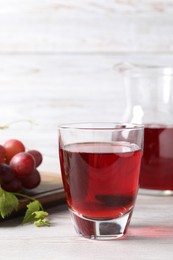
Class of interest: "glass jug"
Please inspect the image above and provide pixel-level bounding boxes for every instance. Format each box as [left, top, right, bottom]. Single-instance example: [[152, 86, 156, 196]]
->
[[117, 63, 173, 195]]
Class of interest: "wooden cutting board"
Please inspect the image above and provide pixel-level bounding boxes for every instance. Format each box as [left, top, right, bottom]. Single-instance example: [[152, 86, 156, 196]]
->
[[2, 172, 66, 219]]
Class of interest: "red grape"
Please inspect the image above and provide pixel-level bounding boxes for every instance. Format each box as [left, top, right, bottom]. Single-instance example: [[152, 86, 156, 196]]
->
[[1, 178, 22, 192], [0, 138, 43, 192], [27, 150, 43, 167], [4, 139, 25, 163], [10, 152, 36, 177], [0, 145, 6, 163], [20, 169, 41, 189], [0, 163, 15, 184]]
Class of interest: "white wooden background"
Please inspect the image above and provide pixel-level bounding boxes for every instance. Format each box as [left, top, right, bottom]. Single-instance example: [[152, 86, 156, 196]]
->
[[1, 2, 173, 260], [1, 0, 173, 173]]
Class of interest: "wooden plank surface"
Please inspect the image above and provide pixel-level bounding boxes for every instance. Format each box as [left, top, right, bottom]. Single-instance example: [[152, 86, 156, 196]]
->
[[0, 194, 173, 260], [0, 0, 173, 53], [0, 53, 173, 173]]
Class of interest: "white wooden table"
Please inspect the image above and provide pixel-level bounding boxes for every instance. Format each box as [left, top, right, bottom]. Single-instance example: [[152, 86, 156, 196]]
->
[[0, 193, 173, 260]]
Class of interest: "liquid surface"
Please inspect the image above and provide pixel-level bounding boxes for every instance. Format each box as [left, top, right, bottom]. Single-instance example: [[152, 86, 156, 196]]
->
[[60, 142, 142, 219]]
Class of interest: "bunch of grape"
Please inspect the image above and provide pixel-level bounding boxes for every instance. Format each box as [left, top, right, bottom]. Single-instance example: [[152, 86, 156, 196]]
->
[[0, 139, 43, 192]]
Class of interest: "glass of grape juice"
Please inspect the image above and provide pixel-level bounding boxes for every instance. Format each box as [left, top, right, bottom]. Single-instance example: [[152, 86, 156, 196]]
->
[[58, 123, 144, 240]]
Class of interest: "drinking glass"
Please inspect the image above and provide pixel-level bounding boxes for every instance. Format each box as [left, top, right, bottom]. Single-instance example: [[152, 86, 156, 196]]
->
[[58, 123, 144, 240]]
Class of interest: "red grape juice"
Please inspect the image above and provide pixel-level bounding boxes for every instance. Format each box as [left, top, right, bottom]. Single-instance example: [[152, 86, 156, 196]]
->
[[59, 142, 142, 220], [140, 126, 173, 190]]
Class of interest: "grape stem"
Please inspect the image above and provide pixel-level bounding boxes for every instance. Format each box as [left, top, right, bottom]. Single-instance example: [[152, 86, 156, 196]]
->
[[0, 119, 35, 130], [12, 192, 44, 211]]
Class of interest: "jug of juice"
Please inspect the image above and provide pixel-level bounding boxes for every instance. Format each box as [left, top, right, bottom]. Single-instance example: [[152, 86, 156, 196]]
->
[[117, 63, 173, 195]]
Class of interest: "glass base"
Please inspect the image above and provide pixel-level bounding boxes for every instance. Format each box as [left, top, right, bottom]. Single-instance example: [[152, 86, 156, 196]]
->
[[69, 209, 133, 240], [139, 188, 173, 196]]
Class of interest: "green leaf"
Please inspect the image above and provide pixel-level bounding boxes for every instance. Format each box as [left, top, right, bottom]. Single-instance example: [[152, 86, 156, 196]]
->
[[32, 211, 48, 220], [32, 211, 50, 227], [22, 200, 42, 224], [0, 188, 50, 227], [0, 188, 19, 219], [34, 218, 50, 227]]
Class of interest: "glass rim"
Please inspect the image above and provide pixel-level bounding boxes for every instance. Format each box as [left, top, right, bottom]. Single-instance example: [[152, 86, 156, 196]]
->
[[58, 122, 144, 131], [116, 63, 173, 77]]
